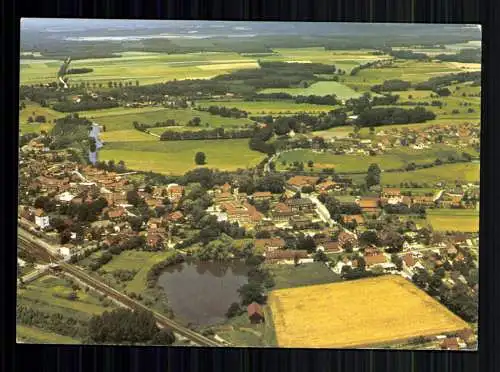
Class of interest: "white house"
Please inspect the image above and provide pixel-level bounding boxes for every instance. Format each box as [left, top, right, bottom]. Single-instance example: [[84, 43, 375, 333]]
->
[[56, 191, 76, 203], [34, 209, 50, 229], [332, 260, 352, 275]]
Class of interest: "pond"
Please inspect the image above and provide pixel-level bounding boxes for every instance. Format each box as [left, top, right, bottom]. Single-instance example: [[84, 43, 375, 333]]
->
[[157, 259, 249, 326]]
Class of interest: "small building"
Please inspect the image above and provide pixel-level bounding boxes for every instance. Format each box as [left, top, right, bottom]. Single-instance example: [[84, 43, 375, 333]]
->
[[286, 175, 319, 190], [34, 209, 50, 229], [252, 191, 273, 201], [247, 302, 265, 324], [254, 238, 286, 252]]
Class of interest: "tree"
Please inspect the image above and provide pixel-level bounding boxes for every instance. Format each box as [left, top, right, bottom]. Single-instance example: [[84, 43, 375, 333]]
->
[[238, 282, 265, 305], [307, 160, 314, 168], [153, 329, 176, 345], [359, 230, 379, 246], [195, 152, 206, 165], [365, 163, 381, 188], [226, 302, 243, 318], [126, 190, 141, 207]]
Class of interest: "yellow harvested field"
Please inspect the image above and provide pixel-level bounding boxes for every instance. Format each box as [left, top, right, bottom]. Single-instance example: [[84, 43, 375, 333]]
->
[[268, 275, 470, 348]]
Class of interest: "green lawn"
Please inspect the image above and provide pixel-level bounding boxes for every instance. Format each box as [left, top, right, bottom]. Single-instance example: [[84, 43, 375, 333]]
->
[[19, 101, 64, 134], [426, 209, 479, 232], [17, 274, 116, 322], [381, 162, 480, 186], [197, 100, 332, 114], [276, 145, 472, 173], [267, 262, 341, 290], [100, 129, 158, 142], [99, 138, 265, 175], [17, 325, 80, 344], [100, 250, 177, 294], [84, 107, 253, 132], [260, 81, 362, 100]]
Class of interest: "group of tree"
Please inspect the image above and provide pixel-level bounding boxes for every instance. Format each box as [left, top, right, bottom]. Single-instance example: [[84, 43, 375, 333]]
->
[[202, 105, 248, 118], [365, 163, 382, 188], [388, 49, 429, 61], [133, 119, 179, 131], [371, 79, 412, 93], [160, 128, 256, 141], [52, 98, 119, 113], [434, 48, 481, 63], [88, 308, 175, 345], [413, 71, 481, 91], [350, 59, 389, 76], [17, 304, 87, 339], [66, 68, 94, 75], [355, 106, 436, 126]]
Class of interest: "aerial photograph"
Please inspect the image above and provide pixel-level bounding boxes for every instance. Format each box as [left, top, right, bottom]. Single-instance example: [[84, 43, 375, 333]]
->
[[17, 19, 480, 350]]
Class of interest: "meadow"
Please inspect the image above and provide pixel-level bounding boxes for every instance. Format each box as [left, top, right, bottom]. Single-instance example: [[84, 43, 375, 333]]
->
[[17, 275, 115, 322], [99, 138, 265, 175], [19, 51, 261, 85], [381, 162, 480, 186], [426, 209, 479, 232], [17, 324, 80, 344], [268, 275, 470, 348], [276, 145, 472, 173], [86, 107, 253, 132], [99, 250, 177, 294], [267, 262, 340, 290], [197, 100, 332, 114], [260, 81, 362, 100]]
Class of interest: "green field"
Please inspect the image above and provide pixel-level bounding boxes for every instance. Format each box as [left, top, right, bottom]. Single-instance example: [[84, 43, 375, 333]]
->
[[100, 129, 158, 142], [276, 145, 473, 173], [19, 101, 64, 134], [267, 262, 341, 290], [20, 51, 261, 85], [17, 275, 116, 322], [100, 250, 176, 293], [426, 209, 479, 232], [99, 138, 264, 175], [260, 81, 362, 100], [17, 324, 80, 344], [381, 162, 480, 186], [197, 100, 332, 114], [84, 107, 252, 132]]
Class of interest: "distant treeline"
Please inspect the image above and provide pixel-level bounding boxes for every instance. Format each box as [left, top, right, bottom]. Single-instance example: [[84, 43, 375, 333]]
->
[[201, 105, 248, 118], [350, 60, 391, 76], [160, 128, 256, 141], [371, 79, 412, 93], [66, 68, 94, 75], [355, 107, 436, 126], [245, 93, 340, 106], [413, 71, 481, 90], [434, 48, 481, 63], [52, 99, 119, 113]]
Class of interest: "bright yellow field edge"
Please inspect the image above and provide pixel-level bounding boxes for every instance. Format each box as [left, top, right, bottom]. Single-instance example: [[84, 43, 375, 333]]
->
[[268, 275, 471, 349]]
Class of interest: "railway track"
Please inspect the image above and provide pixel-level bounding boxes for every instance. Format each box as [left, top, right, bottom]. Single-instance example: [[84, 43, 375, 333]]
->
[[17, 226, 222, 347]]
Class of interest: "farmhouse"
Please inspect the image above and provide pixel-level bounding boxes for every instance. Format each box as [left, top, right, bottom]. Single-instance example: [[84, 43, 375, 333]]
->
[[364, 252, 388, 268], [254, 238, 286, 252], [357, 197, 381, 215], [167, 185, 185, 201], [284, 198, 316, 213], [247, 302, 265, 324], [264, 249, 308, 264], [286, 175, 319, 190], [382, 188, 401, 198], [270, 202, 294, 221], [342, 214, 365, 226], [338, 231, 357, 248], [251, 191, 273, 201]]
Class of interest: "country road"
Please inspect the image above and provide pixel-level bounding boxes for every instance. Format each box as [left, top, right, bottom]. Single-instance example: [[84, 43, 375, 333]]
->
[[17, 225, 223, 347]]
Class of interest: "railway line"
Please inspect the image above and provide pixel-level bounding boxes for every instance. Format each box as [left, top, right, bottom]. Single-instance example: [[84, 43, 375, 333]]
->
[[17, 226, 222, 347]]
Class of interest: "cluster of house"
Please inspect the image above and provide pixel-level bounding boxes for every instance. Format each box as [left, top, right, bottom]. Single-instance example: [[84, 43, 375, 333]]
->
[[18, 148, 188, 258], [303, 121, 479, 157]]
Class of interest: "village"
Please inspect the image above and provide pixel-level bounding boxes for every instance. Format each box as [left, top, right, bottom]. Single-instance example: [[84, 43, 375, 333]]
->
[[17, 131, 479, 350]]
